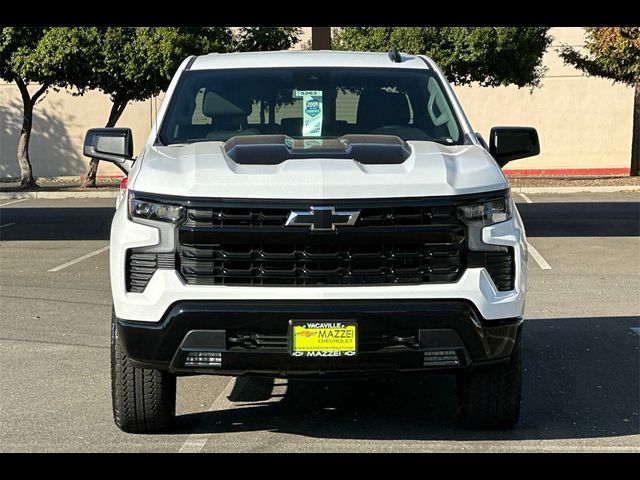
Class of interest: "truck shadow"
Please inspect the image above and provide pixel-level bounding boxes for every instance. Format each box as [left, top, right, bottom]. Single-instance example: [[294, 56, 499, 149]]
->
[[175, 315, 640, 441]]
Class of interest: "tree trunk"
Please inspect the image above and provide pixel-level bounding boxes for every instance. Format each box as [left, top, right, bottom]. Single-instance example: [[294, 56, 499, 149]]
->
[[14, 79, 48, 189], [631, 82, 640, 177], [82, 100, 129, 188], [311, 27, 331, 50]]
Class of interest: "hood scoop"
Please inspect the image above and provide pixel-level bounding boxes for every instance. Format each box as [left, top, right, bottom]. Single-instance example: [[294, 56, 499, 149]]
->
[[223, 134, 411, 165]]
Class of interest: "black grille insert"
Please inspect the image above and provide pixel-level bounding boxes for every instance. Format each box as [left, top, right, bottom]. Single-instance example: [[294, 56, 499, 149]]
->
[[483, 249, 515, 291], [184, 204, 459, 228], [177, 239, 465, 286], [178, 201, 467, 287], [126, 251, 175, 293], [469, 248, 515, 292], [227, 331, 419, 352]]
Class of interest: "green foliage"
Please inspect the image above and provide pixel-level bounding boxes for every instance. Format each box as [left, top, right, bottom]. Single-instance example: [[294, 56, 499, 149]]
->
[[83, 27, 234, 104], [0, 27, 44, 82], [559, 27, 640, 86], [236, 27, 302, 52], [0, 27, 93, 90], [333, 27, 552, 88]]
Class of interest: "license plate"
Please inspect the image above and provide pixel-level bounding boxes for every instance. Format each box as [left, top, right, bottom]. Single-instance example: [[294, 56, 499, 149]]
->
[[290, 321, 357, 357]]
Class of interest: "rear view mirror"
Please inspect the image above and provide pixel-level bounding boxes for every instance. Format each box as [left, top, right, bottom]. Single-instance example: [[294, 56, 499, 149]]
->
[[489, 127, 540, 167], [83, 128, 134, 164]]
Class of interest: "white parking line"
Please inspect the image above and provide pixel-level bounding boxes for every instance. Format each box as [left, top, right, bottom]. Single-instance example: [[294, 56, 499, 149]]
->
[[47, 245, 110, 272], [0, 223, 16, 229], [519, 193, 533, 204], [527, 241, 552, 270], [0, 199, 28, 207], [179, 378, 235, 453]]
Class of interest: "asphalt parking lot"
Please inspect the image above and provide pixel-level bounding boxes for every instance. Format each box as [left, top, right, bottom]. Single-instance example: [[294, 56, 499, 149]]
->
[[0, 192, 638, 452]]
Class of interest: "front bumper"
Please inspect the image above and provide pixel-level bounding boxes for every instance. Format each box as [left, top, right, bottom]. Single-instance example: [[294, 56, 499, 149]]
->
[[117, 300, 522, 377]]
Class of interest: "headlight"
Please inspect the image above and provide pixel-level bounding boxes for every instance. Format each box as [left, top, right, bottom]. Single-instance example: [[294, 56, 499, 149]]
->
[[128, 191, 185, 223], [457, 190, 512, 226]]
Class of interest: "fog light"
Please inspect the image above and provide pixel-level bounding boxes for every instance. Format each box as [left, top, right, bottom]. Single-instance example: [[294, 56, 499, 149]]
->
[[185, 351, 222, 367], [423, 350, 460, 367]]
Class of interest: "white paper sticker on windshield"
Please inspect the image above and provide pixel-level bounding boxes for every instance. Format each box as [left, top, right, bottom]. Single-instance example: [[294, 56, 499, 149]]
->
[[294, 90, 323, 137]]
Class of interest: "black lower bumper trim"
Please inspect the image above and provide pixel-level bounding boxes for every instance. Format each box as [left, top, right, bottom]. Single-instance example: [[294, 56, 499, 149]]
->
[[117, 300, 521, 376]]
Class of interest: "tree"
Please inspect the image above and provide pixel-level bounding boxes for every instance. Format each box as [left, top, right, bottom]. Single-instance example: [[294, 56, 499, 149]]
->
[[81, 27, 234, 187], [235, 27, 302, 52], [333, 27, 552, 88], [0, 27, 95, 188], [560, 27, 640, 176]]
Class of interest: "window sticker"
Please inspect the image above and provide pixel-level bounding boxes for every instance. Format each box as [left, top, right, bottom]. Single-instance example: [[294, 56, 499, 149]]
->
[[294, 90, 323, 137]]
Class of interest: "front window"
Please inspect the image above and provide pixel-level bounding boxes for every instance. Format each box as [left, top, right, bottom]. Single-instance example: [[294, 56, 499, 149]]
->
[[159, 67, 462, 146]]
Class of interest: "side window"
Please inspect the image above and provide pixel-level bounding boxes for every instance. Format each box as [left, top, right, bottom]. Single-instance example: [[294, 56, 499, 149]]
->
[[427, 77, 459, 142], [191, 88, 211, 125]]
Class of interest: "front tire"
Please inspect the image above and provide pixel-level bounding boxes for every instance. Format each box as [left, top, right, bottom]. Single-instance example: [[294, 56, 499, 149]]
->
[[111, 310, 176, 433], [457, 335, 522, 430]]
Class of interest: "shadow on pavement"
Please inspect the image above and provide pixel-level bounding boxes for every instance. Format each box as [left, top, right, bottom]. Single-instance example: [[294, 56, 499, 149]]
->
[[0, 207, 115, 241], [517, 202, 639, 237], [176, 315, 640, 441], [0, 199, 638, 241]]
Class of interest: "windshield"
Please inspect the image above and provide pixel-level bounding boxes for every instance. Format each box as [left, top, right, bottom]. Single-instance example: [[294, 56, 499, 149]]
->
[[159, 67, 463, 146]]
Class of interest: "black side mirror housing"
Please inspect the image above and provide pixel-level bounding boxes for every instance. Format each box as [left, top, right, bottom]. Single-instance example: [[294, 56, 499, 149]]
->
[[489, 126, 540, 168], [83, 128, 134, 164]]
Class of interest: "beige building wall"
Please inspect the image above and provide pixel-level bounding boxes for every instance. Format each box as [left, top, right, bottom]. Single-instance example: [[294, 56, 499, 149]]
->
[[454, 27, 634, 173], [0, 27, 634, 180], [0, 84, 155, 178]]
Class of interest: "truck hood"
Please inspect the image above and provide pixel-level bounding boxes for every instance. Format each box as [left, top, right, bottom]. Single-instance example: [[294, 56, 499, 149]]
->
[[131, 140, 507, 199]]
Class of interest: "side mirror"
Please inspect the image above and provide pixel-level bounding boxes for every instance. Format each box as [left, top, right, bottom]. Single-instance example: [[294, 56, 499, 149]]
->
[[83, 128, 134, 164], [489, 126, 540, 168]]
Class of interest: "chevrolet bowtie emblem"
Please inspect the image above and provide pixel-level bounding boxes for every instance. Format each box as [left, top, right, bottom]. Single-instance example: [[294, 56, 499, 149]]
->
[[285, 206, 360, 231]]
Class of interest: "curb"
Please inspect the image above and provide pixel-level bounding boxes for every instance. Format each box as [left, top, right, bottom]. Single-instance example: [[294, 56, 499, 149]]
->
[[0, 191, 118, 200], [513, 186, 640, 194]]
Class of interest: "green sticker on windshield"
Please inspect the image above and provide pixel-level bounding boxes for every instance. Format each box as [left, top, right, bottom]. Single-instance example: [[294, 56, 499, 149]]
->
[[294, 90, 323, 137]]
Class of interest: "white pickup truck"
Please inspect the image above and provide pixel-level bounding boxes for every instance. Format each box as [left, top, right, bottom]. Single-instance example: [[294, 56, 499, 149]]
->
[[84, 50, 538, 433]]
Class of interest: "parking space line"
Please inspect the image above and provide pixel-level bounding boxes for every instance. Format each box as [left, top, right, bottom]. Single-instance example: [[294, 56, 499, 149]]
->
[[527, 241, 552, 270], [179, 378, 235, 453], [0, 199, 28, 207], [0, 223, 16, 229], [519, 193, 533, 204], [48, 245, 110, 272]]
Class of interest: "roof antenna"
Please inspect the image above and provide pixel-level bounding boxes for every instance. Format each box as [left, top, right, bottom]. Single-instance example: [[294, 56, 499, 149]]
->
[[388, 48, 402, 63]]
